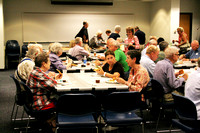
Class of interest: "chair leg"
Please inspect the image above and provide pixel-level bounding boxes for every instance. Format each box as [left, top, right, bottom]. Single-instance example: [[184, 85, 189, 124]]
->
[[141, 122, 145, 133], [156, 107, 162, 131], [11, 101, 16, 122], [26, 115, 31, 133]]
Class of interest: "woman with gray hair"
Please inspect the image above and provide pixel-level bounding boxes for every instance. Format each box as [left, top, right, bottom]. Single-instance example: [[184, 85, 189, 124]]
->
[[48, 42, 72, 72], [108, 25, 121, 40], [89, 30, 105, 48], [15, 44, 43, 83]]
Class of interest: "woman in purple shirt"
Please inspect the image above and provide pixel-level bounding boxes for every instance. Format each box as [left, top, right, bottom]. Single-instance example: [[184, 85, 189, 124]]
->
[[48, 43, 72, 72]]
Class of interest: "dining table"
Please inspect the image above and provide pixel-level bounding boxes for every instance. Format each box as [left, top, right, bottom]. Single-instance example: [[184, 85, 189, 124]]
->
[[55, 72, 128, 92]]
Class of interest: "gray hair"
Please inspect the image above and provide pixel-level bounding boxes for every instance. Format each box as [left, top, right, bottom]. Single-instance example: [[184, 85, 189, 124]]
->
[[177, 27, 184, 32], [50, 42, 63, 54], [26, 44, 42, 59], [165, 46, 179, 58], [75, 37, 82, 44], [146, 45, 159, 54], [96, 30, 102, 36], [115, 25, 121, 32], [149, 39, 157, 46], [110, 40, 120, 48]]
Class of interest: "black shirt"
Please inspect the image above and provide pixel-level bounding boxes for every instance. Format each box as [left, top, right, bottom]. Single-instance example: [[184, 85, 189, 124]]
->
[[103, 61, 125, 79], [135, 30, 146, 44], [108, 33, 120, 40], [75, 26, 89, 44]]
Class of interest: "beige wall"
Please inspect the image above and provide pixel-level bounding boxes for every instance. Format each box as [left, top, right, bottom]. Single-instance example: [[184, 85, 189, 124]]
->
[[3, 0, 151, 46], [150, 0, 171, 42], [180, 0, 200, 42], [0, 0, 4, 69]]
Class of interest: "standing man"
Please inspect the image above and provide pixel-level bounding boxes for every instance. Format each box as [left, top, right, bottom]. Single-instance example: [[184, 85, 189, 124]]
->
[[108, 25, 121, 40], [75, 21, 89, 44], [134, 26, 146, 49]]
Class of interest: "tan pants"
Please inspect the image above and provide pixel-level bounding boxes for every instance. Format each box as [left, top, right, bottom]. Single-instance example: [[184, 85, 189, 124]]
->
[[163, 90, 183, 102]]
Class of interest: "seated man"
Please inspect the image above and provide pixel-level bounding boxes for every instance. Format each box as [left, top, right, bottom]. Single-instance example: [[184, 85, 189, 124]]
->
[[70, 37, 90, 61], [109, 40, 129, 72], [179, 40, 200, 62], [185, 57, 200, 120], [155, 41, 169, 63], [153, 46, 188, 102], [140, 45, 159, 78], [141, 39, 158, 56]]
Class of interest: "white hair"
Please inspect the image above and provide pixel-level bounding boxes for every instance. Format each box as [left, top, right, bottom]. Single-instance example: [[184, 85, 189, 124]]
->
[[26, 44, 43, 59], [110, 40, 120, 48], [75, 37, 82, 44], [149, 39, 157, 46], [165, 46, 179, 58], [115, 25, 121, 32], [96, 30, 102, 36], [50, 42, 63, 54]]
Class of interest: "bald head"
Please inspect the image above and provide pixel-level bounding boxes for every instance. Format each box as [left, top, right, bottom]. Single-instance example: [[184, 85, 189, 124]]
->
[[149, 39, 157, 46], [191, 40, 199, 51]]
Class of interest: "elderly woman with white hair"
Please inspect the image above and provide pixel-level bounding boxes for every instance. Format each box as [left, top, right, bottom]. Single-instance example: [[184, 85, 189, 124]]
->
[[108, 25, 121, 40], [153, 46, 188, 102], [48, 42, 72, 72], [15, 44, 43, 83], [89, 30, 105, 48]]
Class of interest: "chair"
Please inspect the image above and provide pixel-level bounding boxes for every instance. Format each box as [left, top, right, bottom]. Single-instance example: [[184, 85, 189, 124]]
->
[[19, 81, 56, 133], [5, 40, 20, 69], [56, 93, 99, 133], [171, 93, 200, 133], [10, 75, 26, 127], [66, 53, 78, 60], [101, 91, 144, 133], [142, 79, 174, 132]]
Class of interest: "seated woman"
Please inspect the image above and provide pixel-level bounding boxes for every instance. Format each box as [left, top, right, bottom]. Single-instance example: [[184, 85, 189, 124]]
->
[[96, 50, 125, 79], [15, 44, 43, 83], [48, 42, 72, 72], [89, 30, 105, 49], [27, 52, 62, 132], [116, 50, 150, 92]]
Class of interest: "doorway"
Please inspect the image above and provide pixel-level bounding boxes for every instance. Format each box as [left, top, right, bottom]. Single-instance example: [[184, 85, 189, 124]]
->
[[179, 13, 192, 43]]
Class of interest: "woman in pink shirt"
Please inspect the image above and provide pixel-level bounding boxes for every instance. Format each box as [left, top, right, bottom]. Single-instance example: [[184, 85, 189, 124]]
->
[[124, 26, 140, 53]]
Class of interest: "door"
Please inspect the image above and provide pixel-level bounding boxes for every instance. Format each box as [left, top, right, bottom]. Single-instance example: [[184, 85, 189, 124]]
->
[[179, 13, 192, 43]]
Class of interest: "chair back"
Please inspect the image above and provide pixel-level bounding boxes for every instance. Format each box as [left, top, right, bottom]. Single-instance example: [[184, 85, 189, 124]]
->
[[10, 74, 25, 105], [103, 91, 141, 112], [18, 81, 33, 109], [57, 93, 97, 115], [172, 93, 197, 121], [143, 79, 164, 102], [66, 54, 78, 61], [6, 40, 20, 55]]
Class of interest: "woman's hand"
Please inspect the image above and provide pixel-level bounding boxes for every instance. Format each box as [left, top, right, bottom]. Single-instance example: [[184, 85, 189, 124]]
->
[[96, 67, 104, 75], [48, 72, 56, 79], [116, 77, 126, 84], [55, 73, 63, 80]]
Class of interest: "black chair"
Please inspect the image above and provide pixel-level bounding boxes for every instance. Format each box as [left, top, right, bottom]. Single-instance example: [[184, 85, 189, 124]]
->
[[5, 40, 20, 69], [56, 93, 99, 133], [142, 79, 174, 131], [101, 91, 144, 133], [10, 74, 26, 127], [66, 53, 78, 60], [21, 44, 28, 58], [171, 93, 200, 133], [19, 81, 56, 133]]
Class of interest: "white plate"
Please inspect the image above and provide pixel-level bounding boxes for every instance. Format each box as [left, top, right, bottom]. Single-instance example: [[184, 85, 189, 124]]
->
[[105, 79, 118, 84]]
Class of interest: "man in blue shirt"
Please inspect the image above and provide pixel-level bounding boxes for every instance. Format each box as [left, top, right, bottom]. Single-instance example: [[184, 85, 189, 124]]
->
[[179, 40, 200, 62]]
